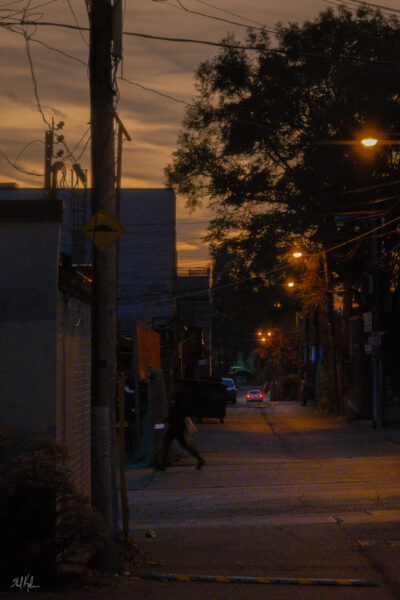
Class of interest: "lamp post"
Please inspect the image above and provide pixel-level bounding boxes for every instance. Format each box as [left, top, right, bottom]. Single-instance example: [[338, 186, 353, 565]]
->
[[359, 137, 384, 428], [291, 248, 340, 412]]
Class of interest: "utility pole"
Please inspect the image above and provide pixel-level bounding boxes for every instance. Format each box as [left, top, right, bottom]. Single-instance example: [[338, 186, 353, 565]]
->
[[371, 219, 383, 428], [322, 251, 340, 413], [44, 128, 53, 194], [89, 0, 119, 571]]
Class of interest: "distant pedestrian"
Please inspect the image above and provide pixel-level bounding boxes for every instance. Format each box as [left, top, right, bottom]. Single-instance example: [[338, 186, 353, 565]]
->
[[160, 380, 205, 470], [300, 379, 314, 406]]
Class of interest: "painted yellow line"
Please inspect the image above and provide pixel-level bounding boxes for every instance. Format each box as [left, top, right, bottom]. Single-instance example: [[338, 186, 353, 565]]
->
[[137, 573, 378, 586]]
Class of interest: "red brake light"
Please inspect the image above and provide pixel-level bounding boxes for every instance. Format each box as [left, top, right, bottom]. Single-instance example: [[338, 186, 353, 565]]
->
[[246, 393, 251, 399], [258, 393, 263, 399]]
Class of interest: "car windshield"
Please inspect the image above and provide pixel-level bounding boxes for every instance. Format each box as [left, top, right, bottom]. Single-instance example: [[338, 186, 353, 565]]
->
[[222, 379, 234, 388]]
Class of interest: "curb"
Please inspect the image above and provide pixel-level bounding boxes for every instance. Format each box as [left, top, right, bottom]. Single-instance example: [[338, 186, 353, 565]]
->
[[135, 573, 378, 586]]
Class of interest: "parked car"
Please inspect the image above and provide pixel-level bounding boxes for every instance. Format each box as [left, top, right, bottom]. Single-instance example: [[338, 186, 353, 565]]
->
[[246, 389, 264, 402], [221, 378, 237, 404]]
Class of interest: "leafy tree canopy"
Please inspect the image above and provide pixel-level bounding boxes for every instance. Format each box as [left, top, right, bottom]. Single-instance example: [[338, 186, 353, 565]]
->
[[166, 6, 400, 367], [166, 6, 400, 279]]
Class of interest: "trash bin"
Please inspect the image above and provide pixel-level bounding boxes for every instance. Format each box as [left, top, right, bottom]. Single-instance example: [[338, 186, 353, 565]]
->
[[184, 378, 226, 423]]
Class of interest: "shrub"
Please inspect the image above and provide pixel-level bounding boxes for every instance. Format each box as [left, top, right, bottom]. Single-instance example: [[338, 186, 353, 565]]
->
[[0, 436, 106, 587]]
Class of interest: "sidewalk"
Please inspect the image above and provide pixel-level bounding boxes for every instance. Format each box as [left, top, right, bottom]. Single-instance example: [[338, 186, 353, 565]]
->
[[4, 406, 400, 599]]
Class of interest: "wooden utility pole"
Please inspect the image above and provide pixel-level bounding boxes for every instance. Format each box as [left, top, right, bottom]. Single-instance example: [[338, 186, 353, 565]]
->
[[89, 0, 119, 571]]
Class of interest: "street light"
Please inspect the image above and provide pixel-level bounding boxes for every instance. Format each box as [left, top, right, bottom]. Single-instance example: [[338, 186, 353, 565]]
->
[[361, 137, 378, 147], [358, 137, 383, 428], [287, 281, 295, 288]]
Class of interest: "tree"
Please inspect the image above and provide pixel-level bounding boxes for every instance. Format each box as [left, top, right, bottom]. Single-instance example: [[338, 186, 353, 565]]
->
[[166, 6, 400, 405]]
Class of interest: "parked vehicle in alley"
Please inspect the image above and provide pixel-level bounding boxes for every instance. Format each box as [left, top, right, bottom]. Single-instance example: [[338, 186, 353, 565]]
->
[[184, 378, 226, 423], [246, 389, 264, 402], [221, 378, 237, 404]]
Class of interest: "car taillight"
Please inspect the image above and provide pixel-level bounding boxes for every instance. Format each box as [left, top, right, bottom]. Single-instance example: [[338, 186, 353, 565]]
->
[[246, 393, 251, 399], [258, 393, 263, 399]]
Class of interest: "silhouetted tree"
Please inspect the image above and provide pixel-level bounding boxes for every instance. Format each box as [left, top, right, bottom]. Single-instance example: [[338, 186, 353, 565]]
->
[[167, 6, 400, 401]]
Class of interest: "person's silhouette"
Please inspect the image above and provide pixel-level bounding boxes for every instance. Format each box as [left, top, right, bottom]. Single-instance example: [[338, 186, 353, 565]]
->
[[160, 381, 205, 470]]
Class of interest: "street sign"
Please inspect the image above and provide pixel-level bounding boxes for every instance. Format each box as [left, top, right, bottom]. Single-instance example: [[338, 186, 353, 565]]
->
[[82, 210, 125, 249]]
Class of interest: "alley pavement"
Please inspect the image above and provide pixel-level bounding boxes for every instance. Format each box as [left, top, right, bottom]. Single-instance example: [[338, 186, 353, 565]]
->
[[5, 400, 400, 599]]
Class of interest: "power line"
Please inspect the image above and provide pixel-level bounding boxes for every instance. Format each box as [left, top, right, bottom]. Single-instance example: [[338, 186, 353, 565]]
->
[[166, 0, 273, 33], [65, 0, 89, 45], [2, 20, 400, 66], [23, 27, 51, 127], [192, 0, 266, 27], [120, 75, 189, 105], [5, 22, 87, 65], [337, 0, 400, 15], [0, 147, 43, 176], [125, 216, 400, 306], [13, 138, 44, 162]]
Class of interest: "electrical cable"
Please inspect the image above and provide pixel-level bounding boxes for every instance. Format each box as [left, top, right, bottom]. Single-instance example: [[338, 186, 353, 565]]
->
[[13, 138, 44, 162], [2, 20, 400, 66], [5, 22, 87, 64], [76, 134, 91, 162], [65, 0, 89, 45], [192, 0, 266, 27], [23, 26, 52, 128], [341, 0, 400, 16], [166, 0, 272, 33], [119, 75, 189, 105], [116, 215, 400, 306], [0, 147, 43, 176]]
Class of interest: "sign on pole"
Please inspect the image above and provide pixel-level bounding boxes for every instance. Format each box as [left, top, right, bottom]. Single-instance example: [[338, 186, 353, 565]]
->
[[83, 210, 125, 249]]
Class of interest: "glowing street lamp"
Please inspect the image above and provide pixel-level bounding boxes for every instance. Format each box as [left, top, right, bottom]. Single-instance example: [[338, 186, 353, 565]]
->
[[293, 251, 303, 258], [287, 281, 295, 288], [361, 137, 378, 147]]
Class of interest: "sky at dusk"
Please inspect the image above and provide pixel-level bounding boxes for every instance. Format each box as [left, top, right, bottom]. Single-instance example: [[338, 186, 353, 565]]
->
[[1, 0, 331, 267]]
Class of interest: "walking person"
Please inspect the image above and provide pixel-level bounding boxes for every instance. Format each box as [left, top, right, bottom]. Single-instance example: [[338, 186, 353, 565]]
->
[[300, 379, 314, 406], [160, 380, 205, 470]]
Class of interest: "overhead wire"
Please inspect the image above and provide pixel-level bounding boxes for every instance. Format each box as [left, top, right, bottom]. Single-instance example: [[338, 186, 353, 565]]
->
[[192, 0, 265, 27], [120, 75, 189, 105], [13, 138, 44, 162], [2, 20, 400, 66], [0, 147, 43, 176], [338, 0, 400, 16], [4, 22, 87, 64], [22, 22, 51, 128], [65, 0, 89, 45], [119, 215, 400, 305], [165, 0, 273, 33]]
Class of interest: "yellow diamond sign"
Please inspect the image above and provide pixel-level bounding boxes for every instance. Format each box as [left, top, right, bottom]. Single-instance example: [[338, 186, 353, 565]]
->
[[82, 210, 125, 249]]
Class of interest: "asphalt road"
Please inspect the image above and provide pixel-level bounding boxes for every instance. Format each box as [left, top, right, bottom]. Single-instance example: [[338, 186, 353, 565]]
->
[[8, 398, 400, 599], [124, 398, 400, 599]]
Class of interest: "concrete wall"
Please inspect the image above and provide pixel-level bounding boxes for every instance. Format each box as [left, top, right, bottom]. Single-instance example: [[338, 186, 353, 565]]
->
[[0, 212, 61, 440], [118, 188, 176, 335], [56, 292, 92, 497], [0, 187, 177, 338]]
